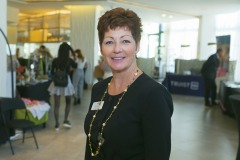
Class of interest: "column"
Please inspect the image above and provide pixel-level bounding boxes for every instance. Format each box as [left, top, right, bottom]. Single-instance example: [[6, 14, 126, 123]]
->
[[198, 15, 217, 60], [70, 5, 102, 85]]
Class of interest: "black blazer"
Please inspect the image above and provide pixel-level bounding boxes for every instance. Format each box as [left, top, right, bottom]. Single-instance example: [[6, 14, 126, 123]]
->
[[201, 53, 219, 79]]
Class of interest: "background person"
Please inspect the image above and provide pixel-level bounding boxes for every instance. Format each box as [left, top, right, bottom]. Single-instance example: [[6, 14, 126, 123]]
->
[[29, 45, 53, 77], [84, 7, 173, 159], [83, 57, 88, 90], [201, 48, 224, 107], [93, 56, 112, 82], [99, 56, 112, 79], [48, 42, 77, 131], [93, 57, 105, 82], [72, 49, 87, 105]]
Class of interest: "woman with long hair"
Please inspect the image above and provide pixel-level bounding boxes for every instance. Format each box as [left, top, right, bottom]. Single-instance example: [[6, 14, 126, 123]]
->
[[48, 42, 77, 131]]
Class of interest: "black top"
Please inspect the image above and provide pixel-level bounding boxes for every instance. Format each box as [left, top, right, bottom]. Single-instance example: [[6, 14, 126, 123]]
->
[[84, 73, 174, 160], [201, 53, 219, 79], [51, 58, 77, 75]]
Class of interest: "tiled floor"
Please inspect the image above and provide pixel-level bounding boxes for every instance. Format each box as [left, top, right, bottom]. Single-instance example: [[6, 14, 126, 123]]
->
[[0, 87, 238, 160]]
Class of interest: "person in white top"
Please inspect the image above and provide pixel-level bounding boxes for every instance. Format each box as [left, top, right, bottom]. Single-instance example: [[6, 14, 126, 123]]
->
[[72, 49, 87, 105]]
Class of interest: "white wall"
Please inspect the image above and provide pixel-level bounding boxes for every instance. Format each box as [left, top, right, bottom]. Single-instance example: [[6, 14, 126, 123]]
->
[[0, 5, 19, 97], [198, 15, 217, 60], [70, 5, 100, 85]]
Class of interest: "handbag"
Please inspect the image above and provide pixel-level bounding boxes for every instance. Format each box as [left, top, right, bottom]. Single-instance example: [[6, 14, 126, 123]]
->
[[53, 60, 68, 87]]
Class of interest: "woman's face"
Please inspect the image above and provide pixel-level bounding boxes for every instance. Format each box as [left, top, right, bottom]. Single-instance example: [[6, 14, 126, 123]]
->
[[101, 27, 139, 72]]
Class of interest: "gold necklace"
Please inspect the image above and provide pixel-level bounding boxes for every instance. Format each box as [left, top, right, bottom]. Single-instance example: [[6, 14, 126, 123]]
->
[[88, 69, 139, 157]]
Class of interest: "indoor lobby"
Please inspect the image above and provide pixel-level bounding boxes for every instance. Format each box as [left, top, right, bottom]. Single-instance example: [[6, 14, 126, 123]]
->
[[1, 0, 240, 160]]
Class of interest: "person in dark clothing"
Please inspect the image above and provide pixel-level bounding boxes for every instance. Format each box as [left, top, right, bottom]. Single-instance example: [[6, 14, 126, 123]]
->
[[48, 42, 77, 131], [201, 48, 224, 106], [84, 7, 174, 160]]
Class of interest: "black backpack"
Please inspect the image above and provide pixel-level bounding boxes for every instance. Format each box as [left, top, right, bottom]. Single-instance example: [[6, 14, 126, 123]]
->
[[53, 60, 68, 87]]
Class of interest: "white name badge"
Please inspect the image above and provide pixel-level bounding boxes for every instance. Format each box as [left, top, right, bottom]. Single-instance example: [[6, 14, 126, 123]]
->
[[91, 101, 104, 110]]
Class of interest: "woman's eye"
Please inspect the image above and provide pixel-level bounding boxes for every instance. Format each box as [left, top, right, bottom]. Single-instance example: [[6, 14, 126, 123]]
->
[[105, 41, 113, 45], [122, 40, 130, 44]]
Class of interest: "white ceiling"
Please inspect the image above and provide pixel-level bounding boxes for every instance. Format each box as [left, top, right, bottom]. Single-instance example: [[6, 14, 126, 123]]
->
[[7, 0, 240, 22]]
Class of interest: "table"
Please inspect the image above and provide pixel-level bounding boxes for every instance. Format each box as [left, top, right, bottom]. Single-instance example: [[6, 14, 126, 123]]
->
[[219, 81, 240, 116], [162, 73, 204, 97], [17, 80, 51, 104], [16, 81, 51, 127]]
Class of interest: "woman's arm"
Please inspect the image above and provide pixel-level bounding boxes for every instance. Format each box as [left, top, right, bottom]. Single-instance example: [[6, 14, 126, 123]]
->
[[141, 85, 173, 160]]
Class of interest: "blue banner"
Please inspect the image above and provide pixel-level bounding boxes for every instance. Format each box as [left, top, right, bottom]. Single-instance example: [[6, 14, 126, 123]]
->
[[162, 73, 204, 97]]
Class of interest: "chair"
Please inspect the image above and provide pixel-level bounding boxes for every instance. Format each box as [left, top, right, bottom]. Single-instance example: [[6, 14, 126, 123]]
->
[[0, 97, 39, 155]]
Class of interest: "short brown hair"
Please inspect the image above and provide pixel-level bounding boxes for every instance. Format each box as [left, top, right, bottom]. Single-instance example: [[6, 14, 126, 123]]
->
[[97, 7, 142, 46]]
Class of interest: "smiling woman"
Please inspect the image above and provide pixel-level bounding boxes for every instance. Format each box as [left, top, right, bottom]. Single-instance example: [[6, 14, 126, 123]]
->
[[84, 7, 173, 160], [100, 27, 139, 72]]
